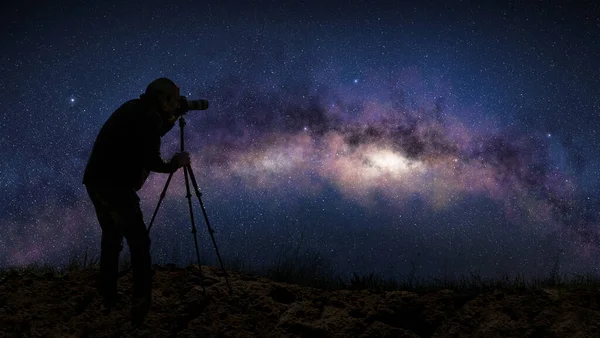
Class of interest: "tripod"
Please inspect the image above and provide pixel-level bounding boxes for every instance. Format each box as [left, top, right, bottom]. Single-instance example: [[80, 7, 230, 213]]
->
[[121, 116, 232, 296]]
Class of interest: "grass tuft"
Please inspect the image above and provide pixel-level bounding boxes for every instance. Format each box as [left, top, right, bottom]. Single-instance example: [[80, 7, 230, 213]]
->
[[3, 246, 600, 295]]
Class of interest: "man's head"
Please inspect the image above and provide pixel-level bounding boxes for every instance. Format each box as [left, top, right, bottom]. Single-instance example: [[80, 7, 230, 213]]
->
[[144, 77, 181, 115]]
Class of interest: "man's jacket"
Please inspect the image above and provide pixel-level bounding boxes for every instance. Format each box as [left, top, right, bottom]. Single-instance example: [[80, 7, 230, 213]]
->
[[83, 96, 178, 191]]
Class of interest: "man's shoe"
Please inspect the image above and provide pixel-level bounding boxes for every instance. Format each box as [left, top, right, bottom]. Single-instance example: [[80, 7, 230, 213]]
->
[[130, 296, 151, 326], [101, 291, 123, 314]]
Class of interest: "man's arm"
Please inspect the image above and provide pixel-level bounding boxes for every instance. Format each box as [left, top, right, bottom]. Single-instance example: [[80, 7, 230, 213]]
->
[[139, 115, 178, 173], [144, 133, 177, 173], [159, 113, 178, 136]]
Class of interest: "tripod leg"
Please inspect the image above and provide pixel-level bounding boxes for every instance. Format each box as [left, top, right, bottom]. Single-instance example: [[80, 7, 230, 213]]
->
[[183, 165, 207, 295], [119, 171, 174, 279], [147, 172, 175, 234], [185, 164, 233, 294]]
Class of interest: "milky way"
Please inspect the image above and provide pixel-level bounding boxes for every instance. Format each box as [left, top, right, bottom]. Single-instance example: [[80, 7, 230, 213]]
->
[[1, 1, 599, 280]]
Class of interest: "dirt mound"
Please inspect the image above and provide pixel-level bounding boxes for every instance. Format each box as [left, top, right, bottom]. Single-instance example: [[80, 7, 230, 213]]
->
[[0, 265, 599, 337]]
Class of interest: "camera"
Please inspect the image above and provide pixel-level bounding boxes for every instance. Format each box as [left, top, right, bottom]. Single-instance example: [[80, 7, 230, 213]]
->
[[177, 95, 209, 114]]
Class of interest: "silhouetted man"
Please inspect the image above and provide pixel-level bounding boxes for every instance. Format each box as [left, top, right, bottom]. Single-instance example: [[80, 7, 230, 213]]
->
[[83, 77, 190, 325]]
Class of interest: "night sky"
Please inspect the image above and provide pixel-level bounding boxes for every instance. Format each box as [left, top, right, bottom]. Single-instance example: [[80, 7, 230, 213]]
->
[[1, 0, 599, 281]]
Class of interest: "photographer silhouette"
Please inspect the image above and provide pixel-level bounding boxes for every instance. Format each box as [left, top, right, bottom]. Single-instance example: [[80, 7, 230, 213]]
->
[[83, 77, 189, 325]]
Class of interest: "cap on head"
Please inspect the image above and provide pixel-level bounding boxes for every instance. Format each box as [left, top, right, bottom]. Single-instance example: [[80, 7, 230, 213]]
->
[[144, 77, 180, 99]]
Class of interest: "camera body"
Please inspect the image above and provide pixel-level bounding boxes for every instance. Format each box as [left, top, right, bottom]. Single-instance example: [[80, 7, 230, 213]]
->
[[177, 96, 209, 115]]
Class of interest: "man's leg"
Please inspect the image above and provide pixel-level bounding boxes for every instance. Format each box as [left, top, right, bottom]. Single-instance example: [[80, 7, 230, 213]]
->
[[86, 187, 124, 307], [99, 221, 124, 306], [126, 222, 152, 301], [121, 193, 153, 324]]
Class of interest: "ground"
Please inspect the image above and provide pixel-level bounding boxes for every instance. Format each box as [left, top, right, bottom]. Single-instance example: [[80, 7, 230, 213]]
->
[[1, 264, 599, 337]]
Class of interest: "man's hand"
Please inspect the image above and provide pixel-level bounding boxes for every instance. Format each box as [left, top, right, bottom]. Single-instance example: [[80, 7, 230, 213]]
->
[[166, 114, 178, 124], [171, 152, 190, 168]]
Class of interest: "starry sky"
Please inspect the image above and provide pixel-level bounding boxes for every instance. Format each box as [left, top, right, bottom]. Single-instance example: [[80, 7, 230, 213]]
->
[[1, 0, 599, 281]]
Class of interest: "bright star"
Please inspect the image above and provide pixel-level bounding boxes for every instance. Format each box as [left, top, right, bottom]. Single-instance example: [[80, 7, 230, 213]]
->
[[353, 79, 358, 84]]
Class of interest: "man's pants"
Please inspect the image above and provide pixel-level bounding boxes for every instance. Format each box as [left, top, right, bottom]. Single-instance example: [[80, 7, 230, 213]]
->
[[86, 185, 152, 303]]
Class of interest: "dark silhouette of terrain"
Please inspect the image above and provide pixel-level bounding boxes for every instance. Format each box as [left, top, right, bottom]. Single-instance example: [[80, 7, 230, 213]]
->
[[1, 253, 600, 337]]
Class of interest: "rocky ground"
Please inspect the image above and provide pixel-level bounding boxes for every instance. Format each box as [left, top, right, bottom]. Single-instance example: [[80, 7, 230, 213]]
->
[[0, 264, 599, 337]]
